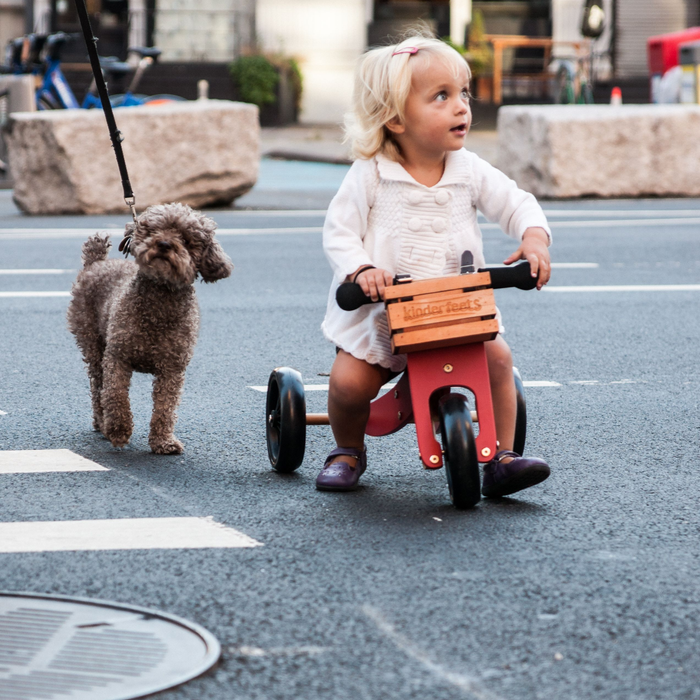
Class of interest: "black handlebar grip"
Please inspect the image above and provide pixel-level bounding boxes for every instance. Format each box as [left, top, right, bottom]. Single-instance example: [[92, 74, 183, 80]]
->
[[336, 260, 537, 311], [479, 260, 537, 290], [336, 282, 375, 311]]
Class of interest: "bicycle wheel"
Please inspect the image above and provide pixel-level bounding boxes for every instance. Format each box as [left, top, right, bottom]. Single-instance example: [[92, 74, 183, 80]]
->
[[439, 394, 481, 509]]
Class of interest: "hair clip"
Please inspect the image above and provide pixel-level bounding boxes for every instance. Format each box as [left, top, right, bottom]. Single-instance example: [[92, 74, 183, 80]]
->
[[392, 47, 419, 56]]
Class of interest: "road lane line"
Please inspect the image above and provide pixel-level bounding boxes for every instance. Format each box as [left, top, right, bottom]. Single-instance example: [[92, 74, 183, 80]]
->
[[2, 216, 700, 239], [0, 269, 75, 274], [0, 227, 323, 239], [248, 380, 560, 392], [544, 284, 700, 292], [550, 262, 598, 268], [539, 209, 700, 218], [0, 450, 108, 474], [0, 516, 262, 553], [362, 605, 503, 700], [0, 291, 70, 297]]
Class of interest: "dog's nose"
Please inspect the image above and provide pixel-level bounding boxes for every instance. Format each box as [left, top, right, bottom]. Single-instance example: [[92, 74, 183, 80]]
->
[[157, 240, 172, 252]]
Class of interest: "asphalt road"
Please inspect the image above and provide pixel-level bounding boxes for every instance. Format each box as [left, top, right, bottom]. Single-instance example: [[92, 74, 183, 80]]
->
[[1, 163, 700, 700]]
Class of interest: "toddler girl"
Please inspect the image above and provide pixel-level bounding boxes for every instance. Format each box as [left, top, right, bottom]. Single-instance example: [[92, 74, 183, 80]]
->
[[318, 36, 551, 498]]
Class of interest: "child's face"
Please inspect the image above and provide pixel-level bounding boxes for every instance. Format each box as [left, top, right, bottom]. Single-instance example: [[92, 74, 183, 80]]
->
[[391, 55, 471, 160]]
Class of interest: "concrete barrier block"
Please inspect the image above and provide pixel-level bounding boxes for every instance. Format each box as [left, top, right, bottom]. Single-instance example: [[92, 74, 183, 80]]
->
[[4, 99, 259, 214], [497, 104, 700, 198]]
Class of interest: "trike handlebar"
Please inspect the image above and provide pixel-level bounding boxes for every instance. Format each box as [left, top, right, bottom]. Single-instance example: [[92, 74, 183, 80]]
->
[[336, 260, 537, 311]]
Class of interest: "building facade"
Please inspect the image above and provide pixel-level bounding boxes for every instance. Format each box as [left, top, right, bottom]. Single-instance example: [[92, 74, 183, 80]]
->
[[3, 0, 699, 120]]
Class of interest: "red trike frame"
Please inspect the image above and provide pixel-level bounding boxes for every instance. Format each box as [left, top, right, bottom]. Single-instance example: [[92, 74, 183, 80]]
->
[[365, 341, 496, 469]]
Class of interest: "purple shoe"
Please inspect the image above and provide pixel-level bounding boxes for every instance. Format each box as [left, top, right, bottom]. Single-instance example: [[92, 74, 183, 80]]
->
[[482, 450, 550, 498], [316, 447, 367, 492]]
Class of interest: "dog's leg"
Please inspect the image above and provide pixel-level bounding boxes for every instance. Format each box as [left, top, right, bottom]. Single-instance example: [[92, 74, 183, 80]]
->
[[78, 337, 106, 433], [149, 371, 185, 455], [101, 353, 134, 448]]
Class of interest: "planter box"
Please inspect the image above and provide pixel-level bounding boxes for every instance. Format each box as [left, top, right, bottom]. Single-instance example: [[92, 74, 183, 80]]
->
[[4, 99, 259, 215], [497, 104, 700, 198]]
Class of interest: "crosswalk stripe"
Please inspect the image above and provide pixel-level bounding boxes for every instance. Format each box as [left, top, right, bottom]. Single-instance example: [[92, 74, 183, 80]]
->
[[0, 449, 108, 474], [0, 516, 263, 553]]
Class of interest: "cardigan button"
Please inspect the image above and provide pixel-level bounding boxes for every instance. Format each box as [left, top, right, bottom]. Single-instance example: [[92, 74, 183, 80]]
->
[[408, 217, 423, 232], [434, 190, 450, 205], [407, 191, 422, 205], [431, 217, 447, 233]]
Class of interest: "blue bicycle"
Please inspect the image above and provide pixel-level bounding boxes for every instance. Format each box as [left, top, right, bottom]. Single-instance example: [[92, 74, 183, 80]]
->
[[4, 32, 183, 110]]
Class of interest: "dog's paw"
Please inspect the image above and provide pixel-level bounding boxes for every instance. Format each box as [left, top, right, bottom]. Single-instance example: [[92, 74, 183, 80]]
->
[[150, 437, 184, 455], [103, 423, 132, 448]]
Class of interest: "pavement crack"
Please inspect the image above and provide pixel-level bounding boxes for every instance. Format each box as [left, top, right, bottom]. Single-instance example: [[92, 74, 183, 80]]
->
[[361, 604, 505, 700]]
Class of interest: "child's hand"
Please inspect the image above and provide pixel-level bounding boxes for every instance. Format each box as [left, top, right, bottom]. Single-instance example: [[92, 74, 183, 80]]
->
[[503, 227, 551, 290], [351, 266, 394, 301]]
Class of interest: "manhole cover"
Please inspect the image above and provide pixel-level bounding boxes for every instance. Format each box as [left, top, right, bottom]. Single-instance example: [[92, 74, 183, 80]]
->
[[0, 592, 220, 699]]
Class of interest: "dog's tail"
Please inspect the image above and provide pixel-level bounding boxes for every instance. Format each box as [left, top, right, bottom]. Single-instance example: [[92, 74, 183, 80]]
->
[[81, 235, 111, 269]]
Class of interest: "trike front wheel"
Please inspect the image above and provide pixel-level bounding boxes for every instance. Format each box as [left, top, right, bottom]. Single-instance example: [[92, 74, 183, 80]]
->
[[439, 394, 481, 509]]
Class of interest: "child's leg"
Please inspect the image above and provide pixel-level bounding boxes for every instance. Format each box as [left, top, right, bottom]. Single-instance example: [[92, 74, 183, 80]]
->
[[327, 349, 392, 464], [483, 335, 550, 497], [484, 335, 516, 452]]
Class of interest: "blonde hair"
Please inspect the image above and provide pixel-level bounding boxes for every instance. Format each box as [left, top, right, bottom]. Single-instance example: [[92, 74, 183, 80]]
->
[[345, 35, 471, 162]]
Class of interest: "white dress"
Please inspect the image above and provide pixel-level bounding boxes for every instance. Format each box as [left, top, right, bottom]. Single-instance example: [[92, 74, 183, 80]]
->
[[321, 148, 551, 372]]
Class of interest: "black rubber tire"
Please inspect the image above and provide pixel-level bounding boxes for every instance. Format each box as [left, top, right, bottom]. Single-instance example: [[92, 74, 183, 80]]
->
[[266, 367, 306, 472], [513, 367, 527, 457], [439, 394, 481, 509]]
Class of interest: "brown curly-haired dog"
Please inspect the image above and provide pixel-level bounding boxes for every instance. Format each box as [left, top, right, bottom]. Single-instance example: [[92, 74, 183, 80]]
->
[[67, 203, 232, 454]]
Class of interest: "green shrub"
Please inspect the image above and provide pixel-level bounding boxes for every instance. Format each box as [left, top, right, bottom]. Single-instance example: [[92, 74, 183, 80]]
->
[[229, 55, 279, 108]]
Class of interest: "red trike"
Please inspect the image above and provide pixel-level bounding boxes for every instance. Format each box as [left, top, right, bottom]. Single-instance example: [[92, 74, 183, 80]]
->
[[265, 259, 535, 509]]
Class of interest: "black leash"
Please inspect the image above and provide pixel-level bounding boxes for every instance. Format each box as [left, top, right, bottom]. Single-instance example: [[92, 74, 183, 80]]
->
[[73, 0, 136, 255]]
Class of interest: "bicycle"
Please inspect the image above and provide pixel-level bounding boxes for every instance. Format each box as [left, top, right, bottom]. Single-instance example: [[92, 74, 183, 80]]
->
[[3, 32, 184, 111]]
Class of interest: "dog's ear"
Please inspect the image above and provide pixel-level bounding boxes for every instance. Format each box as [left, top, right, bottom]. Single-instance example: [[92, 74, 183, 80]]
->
[[199, 239, 233, 283]]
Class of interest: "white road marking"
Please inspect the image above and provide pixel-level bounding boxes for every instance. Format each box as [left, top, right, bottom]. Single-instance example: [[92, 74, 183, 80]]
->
[[0, 227, 323, 239], [249, 380, 560, 392], [217, 227, 322, 236], [0, 449, 108, 474], [0, 268, 75, 274], [0, 291, 70, 297], [539, 209, 700, 218], [228, 209, 327, 216], [550, 262, 599, 268], [545, 284, 700, 292], [550, 217, 700, 229], [0, 516, 262, 553], [2, 214, 700, 240], [227, 645, 328, 658], [362, 604, 504, 700]]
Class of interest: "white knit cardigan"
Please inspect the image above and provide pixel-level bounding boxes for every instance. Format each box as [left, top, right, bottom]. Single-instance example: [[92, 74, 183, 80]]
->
[[321, 148, 551, 372]]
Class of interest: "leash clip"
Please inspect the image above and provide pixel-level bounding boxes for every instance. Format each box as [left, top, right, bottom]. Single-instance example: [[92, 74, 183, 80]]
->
[[125, 196, 137, 223]]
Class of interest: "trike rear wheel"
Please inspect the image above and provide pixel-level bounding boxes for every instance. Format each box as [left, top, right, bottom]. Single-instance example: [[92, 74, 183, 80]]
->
[[266, 367, 306, 472], [439, 394, 480, 509]]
